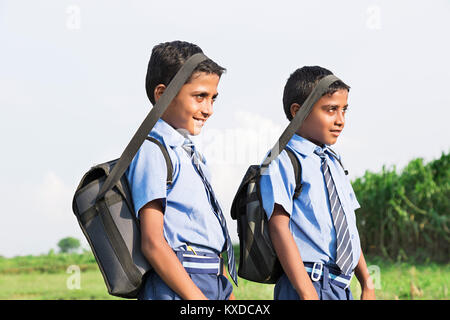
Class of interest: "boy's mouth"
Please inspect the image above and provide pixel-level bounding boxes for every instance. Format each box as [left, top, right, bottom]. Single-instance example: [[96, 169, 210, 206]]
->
[[193, 117, 206, 127], [330, 129, 342, 137]]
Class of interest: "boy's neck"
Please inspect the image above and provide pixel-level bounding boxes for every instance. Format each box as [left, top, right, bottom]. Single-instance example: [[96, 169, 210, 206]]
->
[[294, 132, 325, 148]]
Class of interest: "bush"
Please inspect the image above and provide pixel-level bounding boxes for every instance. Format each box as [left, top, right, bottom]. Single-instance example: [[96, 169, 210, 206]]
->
[[0, 251, 97, 274], [57, 237, 81, 253], [352, 151, 449, 262]]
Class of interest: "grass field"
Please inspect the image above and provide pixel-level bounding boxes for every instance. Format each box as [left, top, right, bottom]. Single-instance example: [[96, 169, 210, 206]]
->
[[0, 252, 448, 300]]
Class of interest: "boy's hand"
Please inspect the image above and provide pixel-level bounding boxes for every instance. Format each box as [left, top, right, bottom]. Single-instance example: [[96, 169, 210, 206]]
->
[[269, 204, 319, 300], [361, 286, 376, 300], [140, 199, 208, 300], [360, 278, 376, 300], [354, 249, 376, 300]]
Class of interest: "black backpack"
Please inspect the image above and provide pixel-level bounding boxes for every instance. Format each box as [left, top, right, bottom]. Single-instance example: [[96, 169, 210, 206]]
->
[[230, 75, 346, 283], [230, 148, 301, 283]]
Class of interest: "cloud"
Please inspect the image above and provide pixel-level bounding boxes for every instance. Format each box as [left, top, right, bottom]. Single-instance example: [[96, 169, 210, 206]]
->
[[33, 171, 73, 220], [0, 171, 86, 257], [197, 110, 283, 167], [196, 111, 283, 243]]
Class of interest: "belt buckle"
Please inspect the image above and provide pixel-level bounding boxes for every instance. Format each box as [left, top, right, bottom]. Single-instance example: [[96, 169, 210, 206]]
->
[[311, 262, 323, 282]]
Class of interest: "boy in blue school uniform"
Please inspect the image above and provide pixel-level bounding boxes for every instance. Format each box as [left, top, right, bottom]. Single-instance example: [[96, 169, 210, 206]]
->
[[126, 41, 236, 300], [260, 66, 376, 300]]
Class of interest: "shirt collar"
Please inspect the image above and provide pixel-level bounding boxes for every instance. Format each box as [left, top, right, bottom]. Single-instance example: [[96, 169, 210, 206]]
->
[[287, 134, 339, 159], [149, 119, 186, 147], [287, 134, 319, 157]]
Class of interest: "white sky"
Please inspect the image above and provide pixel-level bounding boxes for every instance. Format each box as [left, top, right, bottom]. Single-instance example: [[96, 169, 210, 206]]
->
[[0, 0, 449, 257]]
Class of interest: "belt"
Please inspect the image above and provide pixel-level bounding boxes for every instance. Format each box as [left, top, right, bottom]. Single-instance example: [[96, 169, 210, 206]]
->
[[175, 250, 223, 275], [304, 262, 353, 289]]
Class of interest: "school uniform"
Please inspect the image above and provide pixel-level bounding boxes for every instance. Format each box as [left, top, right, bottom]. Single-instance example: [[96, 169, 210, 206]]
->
[[126, 118, 233, 300], [259, 134, 361, 300]]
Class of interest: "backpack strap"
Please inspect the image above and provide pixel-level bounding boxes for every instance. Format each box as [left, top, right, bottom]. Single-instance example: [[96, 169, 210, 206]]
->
[[145, 137, 173, 185], [285, 148, 303, 199]]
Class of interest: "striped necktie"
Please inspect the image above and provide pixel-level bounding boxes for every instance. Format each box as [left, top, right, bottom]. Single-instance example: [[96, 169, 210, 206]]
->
[[314, 148, 353, 275], [182, 138, 238, 286]]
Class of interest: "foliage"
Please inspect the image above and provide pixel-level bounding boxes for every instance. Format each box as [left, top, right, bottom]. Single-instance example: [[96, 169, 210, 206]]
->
[[0, 253, 448, 299], [0, 251, 97, 274], [352, 151, 449, 262], [57, 237, 81, 253]]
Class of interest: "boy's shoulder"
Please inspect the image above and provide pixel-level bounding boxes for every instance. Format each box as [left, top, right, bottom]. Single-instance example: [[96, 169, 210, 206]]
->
[[285, 134, 319, 159], [149, 119, 185, 149], [264, 148, 295, 173], [268, 141, 348, 184], [128, 137, 171, 180], [127, 120, 181, 181]]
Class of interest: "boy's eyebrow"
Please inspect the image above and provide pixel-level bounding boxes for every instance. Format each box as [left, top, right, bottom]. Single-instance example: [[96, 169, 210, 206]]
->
[[321, 103, 349, 108], [192, 90, 219, 98]]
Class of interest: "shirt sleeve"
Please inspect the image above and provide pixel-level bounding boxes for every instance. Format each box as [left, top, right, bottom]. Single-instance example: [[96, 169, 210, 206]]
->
[[126, 140, 169, 218], [259, 151, 296, 220]]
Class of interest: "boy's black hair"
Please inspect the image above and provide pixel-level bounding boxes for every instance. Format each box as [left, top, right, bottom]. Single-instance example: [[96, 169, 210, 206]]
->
[[145, 40, 226, 105], [282, 66, 350, 121]]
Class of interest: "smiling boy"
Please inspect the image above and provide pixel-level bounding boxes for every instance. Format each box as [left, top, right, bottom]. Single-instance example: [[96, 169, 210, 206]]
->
[[126, 41, 236, 300], [260, 66, 375, 300]]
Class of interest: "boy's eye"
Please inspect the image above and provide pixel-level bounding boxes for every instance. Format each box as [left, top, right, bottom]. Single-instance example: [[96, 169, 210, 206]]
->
[[326, 106, 348, 114], [328, 106, 337, 113], [195, 94, 206, 101], [194, 93, 218, 103]]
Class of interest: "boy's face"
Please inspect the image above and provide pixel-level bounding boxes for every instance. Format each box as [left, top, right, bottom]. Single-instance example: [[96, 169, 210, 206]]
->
[[159, 72, 220, 136], [294, 89, 349, 146]]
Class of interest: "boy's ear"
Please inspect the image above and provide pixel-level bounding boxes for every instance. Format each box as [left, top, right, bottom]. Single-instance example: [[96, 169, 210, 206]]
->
[[290, 103, 301, 119], [154, 84, 166, 103]]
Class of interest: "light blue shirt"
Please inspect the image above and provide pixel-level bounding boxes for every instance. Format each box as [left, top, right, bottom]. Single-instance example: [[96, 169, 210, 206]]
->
[[260, 134, 361, 271], [126, 119, 226, 255]]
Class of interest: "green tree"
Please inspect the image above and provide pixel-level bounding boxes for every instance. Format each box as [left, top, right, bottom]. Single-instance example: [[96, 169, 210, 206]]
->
[[57, 237, 81, 253], [352, 151, 449, 262]]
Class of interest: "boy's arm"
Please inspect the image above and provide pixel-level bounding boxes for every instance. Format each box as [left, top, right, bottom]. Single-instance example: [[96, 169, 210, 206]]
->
[[139, 199, 207, 300], [268, 203, 319, 300], [220, 257, 236, 300], [354, 249, 376, 300]]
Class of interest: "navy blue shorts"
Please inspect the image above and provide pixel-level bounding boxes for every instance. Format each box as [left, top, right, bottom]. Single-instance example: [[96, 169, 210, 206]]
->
[[138, 271, 233, 300], [137, 251, 233, 300], [274, 265, 354, 300]]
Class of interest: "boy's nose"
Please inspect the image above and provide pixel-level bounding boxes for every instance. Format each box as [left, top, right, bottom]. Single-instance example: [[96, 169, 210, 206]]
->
[[335, 110, 345, 126], [202, 100, 214, 117]]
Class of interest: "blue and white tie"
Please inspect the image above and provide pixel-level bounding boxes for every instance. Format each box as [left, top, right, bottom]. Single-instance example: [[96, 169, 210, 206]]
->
[[182, 138, 238, 286], [315, 148, 353, 275]]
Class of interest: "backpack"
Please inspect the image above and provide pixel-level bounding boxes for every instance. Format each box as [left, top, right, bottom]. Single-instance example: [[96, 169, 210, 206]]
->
[[230, 75, 346, 284], [72, 137, 173, 298], [71, 53, 207, 298], [230, 148, 301, 283]]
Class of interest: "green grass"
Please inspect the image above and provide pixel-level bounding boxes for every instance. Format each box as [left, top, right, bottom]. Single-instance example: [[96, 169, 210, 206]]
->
[[0, 270, 121, 300], [348, 258, 449, 300], [0, 252, 448, 300]]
